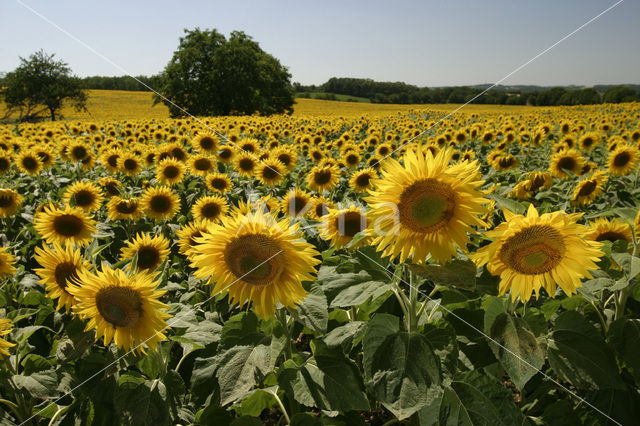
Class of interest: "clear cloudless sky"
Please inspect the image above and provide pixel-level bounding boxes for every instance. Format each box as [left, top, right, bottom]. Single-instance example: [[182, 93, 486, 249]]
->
[[1, 0, 638, 87]]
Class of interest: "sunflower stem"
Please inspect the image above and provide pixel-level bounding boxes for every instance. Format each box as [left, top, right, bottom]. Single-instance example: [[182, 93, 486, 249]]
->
[[277, 308, 293, 360], [407, 268, 419, 333]]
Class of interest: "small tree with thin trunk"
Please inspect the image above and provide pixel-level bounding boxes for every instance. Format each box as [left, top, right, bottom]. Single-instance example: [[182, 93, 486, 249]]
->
[[0, 50, 87, 122]]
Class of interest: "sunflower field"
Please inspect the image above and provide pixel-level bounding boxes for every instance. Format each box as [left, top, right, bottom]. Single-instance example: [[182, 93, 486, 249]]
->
[[0, 100, 640, 425]]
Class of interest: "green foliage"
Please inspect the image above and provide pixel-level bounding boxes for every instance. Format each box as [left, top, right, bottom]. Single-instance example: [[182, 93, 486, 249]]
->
[[154, 28, 294, 117], [0, 50, 87, 122]]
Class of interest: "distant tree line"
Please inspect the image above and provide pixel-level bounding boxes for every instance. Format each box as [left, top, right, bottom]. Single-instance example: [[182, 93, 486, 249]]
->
[[79, 75, 162, 91], [294, 78, 640, 106]]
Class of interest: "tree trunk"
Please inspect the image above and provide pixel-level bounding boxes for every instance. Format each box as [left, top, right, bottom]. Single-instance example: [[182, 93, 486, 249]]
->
[[49, 107, 56, 121]]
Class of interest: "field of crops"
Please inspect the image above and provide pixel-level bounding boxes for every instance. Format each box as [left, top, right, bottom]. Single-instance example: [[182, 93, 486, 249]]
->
[[0, 99, 639, 425]]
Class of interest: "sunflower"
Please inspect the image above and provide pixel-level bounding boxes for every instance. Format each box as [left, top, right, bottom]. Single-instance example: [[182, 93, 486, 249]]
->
[[188, 154, 215, 176], [217, 146, 235, 164], [203, 174, 231, 195], [117, 153, 143, 176], [176, 219, 210, 259], [192, 195, 228, 223], [68, 141, 91, 162], [34, 205, 96, 247], [349, 168, 376, 192], [63, 181, 104, 212], [190, 210, 320, 318], [579, 132, 600, 150], [281, 188, 313, 218], [0, 188, 23, 218], [321, 206, 370, 249], [470, 204, 603, 302], [192, 133, 219, 153], [511, 172, 553, 200], [0, 318, 15, 356], [156, 158, 186, 186], [68, 265, 171, 353], [570, 171, 607, 206], [16, 150, 42, 175], [344, 151, 361, 168], [309, 196, 335, 221], [0, 152, 12, 174], [121, 233, 171, 272], [273, 147, 297, 171], [100, 148, 123, 173], [307, 165, 340, 192], [97, 177, 121, 197], [255, 159, 286, 186], [584, 218, 633, 244], [549, 149, 586, 178], [234, 153, 257, 178], [365, 147, 488, 264], [0, 247, 16, 278], [608, 145, 638, 176], [34, 243, 90, 311], [491, 154, 519, 171], [141, 186, 181, 221], [107, 196, 142, 221]]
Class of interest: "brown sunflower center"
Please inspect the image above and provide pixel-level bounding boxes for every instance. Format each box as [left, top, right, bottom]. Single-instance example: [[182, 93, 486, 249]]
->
[[577, 180, 597, 196], [595, 231, 629, 243], [582, 138, 593, 147], [96, 286, 142, 327], [261, 165, 280, 180], [0, 158, 10, 172], [613, 152, 631, 167], [53, 214, 85, 237], [313, 170, 332, 185], [194, 158, 212, 171], [346, 154, 359, 165], [199, 136, 215, 150], [163, 165, 180, 179], [150, 195, 171, 213], [335, 211, 366, 237], [116, 200, 138, 214], [137, 246, 161, 270], [104, 182, 120, 196], [499, 224, 566, 275], [238, 158, 255, 172], [0, 193, 14, 208], [219, 148, 233, 160], [355, 173, 371, 188], [224, 234, 283, 286], [74, 190, 95, 208], [209, 178, 228, 190], [399, 179, 456, 233], [107, 155, 119, 168], [21, 156, 39, 171], [200, 202, 221, 219], [557, 156, 576, 171], [315, 203, 330, 218], [71, 146, 87, 160], [123, 159, 138, 171], [277, 154, 291, 166], [54, 261, 78, 291]]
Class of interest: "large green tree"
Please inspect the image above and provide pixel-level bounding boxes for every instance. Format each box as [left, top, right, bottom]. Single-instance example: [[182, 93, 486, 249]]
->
[[0, 50, 87, 122], [154, 28, 294, 117]]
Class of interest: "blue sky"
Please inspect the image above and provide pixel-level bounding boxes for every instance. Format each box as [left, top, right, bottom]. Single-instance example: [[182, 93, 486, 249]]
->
[[1, 0, 638, 86]]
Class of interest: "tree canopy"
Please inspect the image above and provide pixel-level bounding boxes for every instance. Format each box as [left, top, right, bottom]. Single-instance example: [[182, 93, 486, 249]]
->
[[154, 28, 294, 117], [0, 50, 87, 122]]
